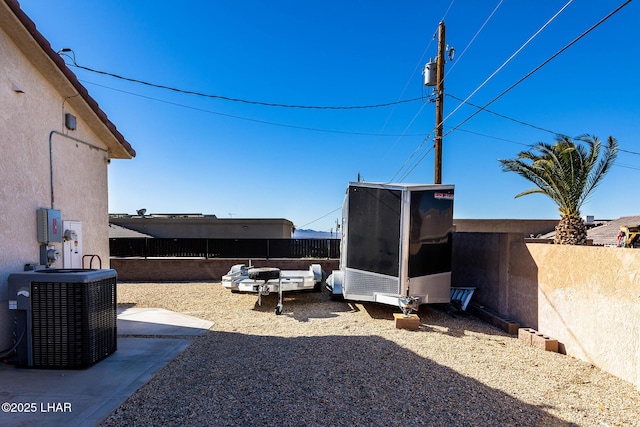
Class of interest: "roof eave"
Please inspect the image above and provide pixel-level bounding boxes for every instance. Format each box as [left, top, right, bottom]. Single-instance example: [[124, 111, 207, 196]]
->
[[3, 0, 136, 159]]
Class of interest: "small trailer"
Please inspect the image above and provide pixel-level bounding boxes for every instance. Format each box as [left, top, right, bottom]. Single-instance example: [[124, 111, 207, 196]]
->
[[326, 182, 456, 314], [222, 263, 324, 314]]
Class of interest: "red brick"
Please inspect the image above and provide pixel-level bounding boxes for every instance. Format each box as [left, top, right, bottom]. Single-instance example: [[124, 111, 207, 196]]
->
[[518, 328, 536, 345], [531, 332, 558, 352]]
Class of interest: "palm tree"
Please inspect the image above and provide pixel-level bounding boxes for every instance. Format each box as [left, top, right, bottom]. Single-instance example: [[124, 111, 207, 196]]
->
[[498, 135, 618, 245]]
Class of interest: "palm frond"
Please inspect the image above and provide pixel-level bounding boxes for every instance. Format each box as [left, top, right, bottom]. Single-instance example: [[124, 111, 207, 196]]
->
[[498, 134, 618, 219]]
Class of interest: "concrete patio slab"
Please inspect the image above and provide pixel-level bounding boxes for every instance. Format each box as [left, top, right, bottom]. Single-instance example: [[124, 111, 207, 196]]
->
[[0, 308, 213, 427]]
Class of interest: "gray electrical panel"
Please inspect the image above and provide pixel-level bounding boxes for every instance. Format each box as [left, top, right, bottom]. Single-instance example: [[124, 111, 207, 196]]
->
[[36, 208, 62, 243]]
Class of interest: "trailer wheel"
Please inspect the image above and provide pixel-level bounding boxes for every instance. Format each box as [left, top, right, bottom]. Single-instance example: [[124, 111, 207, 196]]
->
[[275, 305, 283, 315]]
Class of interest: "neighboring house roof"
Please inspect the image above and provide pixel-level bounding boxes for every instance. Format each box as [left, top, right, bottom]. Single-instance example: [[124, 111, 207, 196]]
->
[[108, 223, 153, 238], [538, 216, 640, 246], [586, 216, 640, 247], [2, 0, 135, 159]]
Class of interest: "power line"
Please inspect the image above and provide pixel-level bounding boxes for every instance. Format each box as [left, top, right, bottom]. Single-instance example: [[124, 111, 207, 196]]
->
[[388, 128, 436, 182], [615, 162, 640, 171], [445, 0, 505, 78], [80, 80, 426, 137], [440, 0, 457, 23], [450, 126, 530, 147], [444, 0, 634, 138], [297, 206, 342, 229], [63, 57, 422, 110], [83, 72, 640, 167], [391, 1, 574, 183], [399, 145, 436, 182], [620, 149, 640, 156], [440, 0, 574, 132], [446, 93, 560, 136], [447, 94, 640, 157], [380, 4, 458, 152]]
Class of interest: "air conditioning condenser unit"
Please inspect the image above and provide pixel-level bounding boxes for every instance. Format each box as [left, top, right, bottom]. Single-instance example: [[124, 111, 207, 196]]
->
[[8, 269, 117, 368]]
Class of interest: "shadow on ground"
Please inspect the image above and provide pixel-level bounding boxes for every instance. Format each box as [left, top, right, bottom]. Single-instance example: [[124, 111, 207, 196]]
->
[[249, 289, 357, 322], [101, 330, 573, 427], [248, 289, 504, 341]]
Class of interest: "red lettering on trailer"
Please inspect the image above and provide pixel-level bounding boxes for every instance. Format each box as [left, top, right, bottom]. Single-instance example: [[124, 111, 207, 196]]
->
[[434, 192, 453, 200]]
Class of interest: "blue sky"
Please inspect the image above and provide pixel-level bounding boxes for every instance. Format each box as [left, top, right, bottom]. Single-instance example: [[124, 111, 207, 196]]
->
[[20, 0, 640, 232]]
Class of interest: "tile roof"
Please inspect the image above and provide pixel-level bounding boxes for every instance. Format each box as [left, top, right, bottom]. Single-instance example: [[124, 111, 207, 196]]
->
[[586, 216, 640, 247], [538, 216, 640, 246], [4, 0, 135, 158]]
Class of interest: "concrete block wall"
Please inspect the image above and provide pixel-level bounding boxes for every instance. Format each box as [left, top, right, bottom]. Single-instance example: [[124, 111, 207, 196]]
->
[[452, 232, 640, 391], [528, 244, 640, 391], [110, 258, 339, 282]]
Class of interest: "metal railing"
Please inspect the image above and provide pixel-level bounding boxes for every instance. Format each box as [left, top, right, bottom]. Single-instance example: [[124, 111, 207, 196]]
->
[[109, 238, 341, 259]]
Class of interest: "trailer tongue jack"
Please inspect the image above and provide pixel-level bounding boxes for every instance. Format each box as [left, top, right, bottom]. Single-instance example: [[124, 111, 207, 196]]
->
[[249, 267, 283, 315], [398, 296, 419, 317]]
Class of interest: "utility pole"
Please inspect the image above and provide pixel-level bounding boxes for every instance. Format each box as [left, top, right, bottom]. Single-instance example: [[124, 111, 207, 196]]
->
[[434, 21, 446, 184]]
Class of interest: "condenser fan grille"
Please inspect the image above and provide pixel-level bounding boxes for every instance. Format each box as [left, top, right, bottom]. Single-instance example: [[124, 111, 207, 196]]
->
[[30, 277, 117, 368]]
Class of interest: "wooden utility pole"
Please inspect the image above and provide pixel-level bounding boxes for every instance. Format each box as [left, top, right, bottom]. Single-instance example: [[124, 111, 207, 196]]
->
[[434, 21, 446, 184]]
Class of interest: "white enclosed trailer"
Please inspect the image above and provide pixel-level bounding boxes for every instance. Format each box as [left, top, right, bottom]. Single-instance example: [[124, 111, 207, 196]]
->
[[326, 182, 455, 311]]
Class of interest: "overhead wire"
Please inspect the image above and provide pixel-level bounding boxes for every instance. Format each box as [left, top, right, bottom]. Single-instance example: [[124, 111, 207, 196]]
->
[[64, 60, 421, 110], [297, 206, 342, 230], [80, 80, 425, 137], [443, 0, 633, 139], [448, 94, 640, 167], [381, 0, 457, 179], [619, 149, 640, 156], [377, 39, 436, 153], [388, 128, 436, 182], [615, 163, 640, 171], [439, 0, 574, 133], [396, 0, 634, 180], [398, 145, 436, 182], [446, 93, 560, 136], [63, 0, 637, 190], [390, 0, 573, 182], [79, 61, 638, 178], [448, 126, 531, 147], [440, 0, 457, 22], [444, 0, 505, 78]]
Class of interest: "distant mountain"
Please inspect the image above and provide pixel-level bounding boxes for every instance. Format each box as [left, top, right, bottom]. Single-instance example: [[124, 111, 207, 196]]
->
[[293, 229, 341, 239]]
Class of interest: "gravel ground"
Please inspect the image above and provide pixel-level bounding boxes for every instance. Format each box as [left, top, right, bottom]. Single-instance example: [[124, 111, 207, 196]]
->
[[101, 282, 640, 427]]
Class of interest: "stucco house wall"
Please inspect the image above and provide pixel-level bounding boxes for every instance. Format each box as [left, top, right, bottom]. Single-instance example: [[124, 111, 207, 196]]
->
[[0, 0, 134, 350]]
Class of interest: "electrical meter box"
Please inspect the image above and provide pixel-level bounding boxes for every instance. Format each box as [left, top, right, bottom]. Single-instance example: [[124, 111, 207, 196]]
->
[[37, 208, 62, 243]]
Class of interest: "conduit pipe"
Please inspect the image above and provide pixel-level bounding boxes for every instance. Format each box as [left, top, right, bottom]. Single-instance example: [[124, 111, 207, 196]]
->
[[48, 130, 108, 209]]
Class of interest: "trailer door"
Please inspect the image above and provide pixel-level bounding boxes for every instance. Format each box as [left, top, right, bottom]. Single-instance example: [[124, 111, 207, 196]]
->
[[407, 188, 454, 278], [346, 185, 401, 277]]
